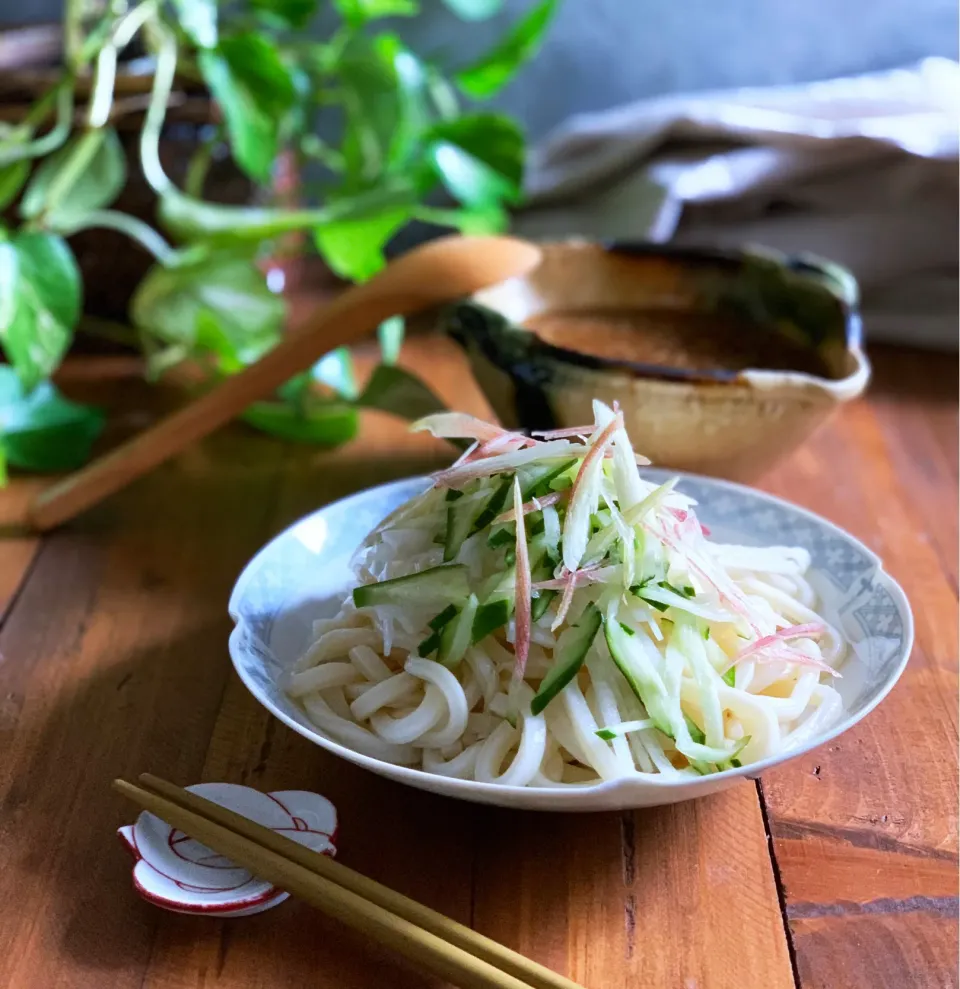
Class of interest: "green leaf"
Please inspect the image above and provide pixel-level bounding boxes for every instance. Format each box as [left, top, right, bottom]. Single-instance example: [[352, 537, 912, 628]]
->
[[441, 0, 504, 19], [251, 0, 318, 29], [0, 368, 104, 472], [380, 35, 431, 171], [456, 0, 559, 99], [172, 0, 217, 48], [356, 364, 446, 420], [314, 206, 410, 282], [0, 160, 29, 211], [199, 34, 296, 183], [338, 34, 429, 187], [429, 114, 524, 186], [194, 308, 245, 374], [242, 401, 359, 445], [334, 0, 418, 26], [20, 128, 126, 227], [312, 348, 359, 399], [131, 249, 285, 368], [377, 315, 404, 365], [0, 231, 80, 389], [428, 143, 517, 210], [426, 113, 524, 209]]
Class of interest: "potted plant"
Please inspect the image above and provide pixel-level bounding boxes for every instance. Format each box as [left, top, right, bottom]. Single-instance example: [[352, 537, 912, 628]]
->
[[0, 0, 558, 481]]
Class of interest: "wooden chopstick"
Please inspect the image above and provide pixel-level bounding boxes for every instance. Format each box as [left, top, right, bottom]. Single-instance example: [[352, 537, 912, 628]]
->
[[116, 777, 586, 989], [137, 774, 583, 989], [115, 779, 527, 989]]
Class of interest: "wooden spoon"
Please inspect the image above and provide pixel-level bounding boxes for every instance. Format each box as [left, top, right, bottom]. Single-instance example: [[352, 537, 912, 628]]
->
[[29, 235, 541, 531]]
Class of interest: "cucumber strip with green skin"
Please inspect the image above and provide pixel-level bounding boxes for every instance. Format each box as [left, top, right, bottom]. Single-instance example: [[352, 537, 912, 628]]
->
[[531, 602, 602, 715], [445, 489, 464, 502], [444, 497, 480, 562], [717, 735, 751, 771], [541, 460, 579, 494], [485, 565, 517, 602], [428, 604, 459, 631], [438, 594, 478, 668], [353, 564, 469, 608], [659, 579, 695, 599], [672, 709, 745, 765], [521, 459, 578, 499], [531, 589, 556, 621], [603, 618, 674, 736], [684, 714, 706, 744], [675, 715, 717, 775], [487, 525, 514, 549], [686, 732, 752, 774], [629, 579, 693, 613], [505, 546, 516, 568], [470, 477, 513, 534], [418, 632, 441, 656], [471, 597, 512, 642], [527, 549, 556, 622], [722, 666, 736, 686]]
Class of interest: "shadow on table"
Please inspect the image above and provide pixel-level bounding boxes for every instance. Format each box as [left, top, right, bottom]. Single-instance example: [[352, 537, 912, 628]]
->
[[867, 345, 959, 403]]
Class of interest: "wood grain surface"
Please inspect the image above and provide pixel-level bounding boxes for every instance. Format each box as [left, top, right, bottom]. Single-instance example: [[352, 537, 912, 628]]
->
[[0, 338, 955, 989]]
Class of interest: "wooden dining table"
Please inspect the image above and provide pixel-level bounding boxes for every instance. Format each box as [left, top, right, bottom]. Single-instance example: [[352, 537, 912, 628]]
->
[[0, 333, 956, 989]]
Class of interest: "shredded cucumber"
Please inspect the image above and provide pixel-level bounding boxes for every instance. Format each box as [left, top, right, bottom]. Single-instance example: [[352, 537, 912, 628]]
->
[[531, 602, 602, 715], [438, 594, 478, 668], [353, 564, 469, 608]]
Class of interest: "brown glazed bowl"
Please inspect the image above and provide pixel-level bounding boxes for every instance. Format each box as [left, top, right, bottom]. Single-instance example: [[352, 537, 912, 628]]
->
[[444, 241, 870, 482]]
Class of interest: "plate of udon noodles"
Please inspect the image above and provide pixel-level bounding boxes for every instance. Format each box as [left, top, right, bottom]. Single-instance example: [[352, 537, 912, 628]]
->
[[229, 404, 912, 810]]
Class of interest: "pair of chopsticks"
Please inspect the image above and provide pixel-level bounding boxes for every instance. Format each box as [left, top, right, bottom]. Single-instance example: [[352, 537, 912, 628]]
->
[[116, 775, 586, 989]]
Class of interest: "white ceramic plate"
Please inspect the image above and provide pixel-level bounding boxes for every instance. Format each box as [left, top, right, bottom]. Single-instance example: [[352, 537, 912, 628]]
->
[[228, 472, 913, 812]]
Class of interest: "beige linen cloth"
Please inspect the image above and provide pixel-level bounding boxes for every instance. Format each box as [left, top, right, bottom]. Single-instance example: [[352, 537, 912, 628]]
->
[[516, 57, 959, 349]]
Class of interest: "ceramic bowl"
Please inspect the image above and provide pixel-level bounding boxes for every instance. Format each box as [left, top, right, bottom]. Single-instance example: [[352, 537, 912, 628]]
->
[[228, 474, 912, 813], [444, 241, 870, 482]]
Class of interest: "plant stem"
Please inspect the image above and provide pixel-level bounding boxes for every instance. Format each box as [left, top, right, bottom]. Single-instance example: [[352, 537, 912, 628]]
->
[[41, 129, 104, 214], [0, 87, 75, 168], [113, 0, 159, 49], [87, 43, 117, 128], [159, 178, 417, 242], [300, 134, 344, 172], [183, 125, 222, 198], [140, 23, 178, 195], [412, 205, 463, 227], [77, 314, 141, 348], [63, 0, 87, 71], [62, 209, 175, 263]]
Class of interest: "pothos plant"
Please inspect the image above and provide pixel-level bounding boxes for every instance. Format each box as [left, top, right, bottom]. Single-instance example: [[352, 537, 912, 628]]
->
[[0, 0, 558, 482]]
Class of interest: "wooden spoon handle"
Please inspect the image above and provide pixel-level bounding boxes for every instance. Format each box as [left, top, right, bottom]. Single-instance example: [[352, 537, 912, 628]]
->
[[29, 286, 400, 532]]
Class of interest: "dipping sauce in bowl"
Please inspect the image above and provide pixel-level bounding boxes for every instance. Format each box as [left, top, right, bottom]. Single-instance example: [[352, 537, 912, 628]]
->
[[524, 308, 835, 378], [445, 240, 870, 481]]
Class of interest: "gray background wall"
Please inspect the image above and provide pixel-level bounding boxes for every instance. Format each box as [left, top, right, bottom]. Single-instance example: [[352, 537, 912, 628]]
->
[[4, 0, 959, 139]]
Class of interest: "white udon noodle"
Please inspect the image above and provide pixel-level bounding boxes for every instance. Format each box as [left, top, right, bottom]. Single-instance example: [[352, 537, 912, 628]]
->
[[285, 534, 846, 787]]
